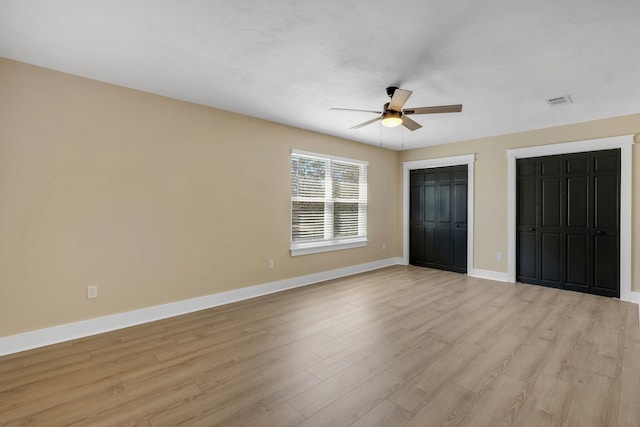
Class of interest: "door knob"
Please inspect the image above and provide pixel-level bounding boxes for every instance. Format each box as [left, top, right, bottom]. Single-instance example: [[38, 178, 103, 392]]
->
[[455, 224, 460, 228], [528, 227, 536, 231], [596, 230, 605, 235]]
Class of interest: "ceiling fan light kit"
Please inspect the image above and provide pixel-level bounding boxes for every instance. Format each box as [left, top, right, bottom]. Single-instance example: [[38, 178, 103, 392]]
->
[[381, 110, 403, 127], [331, 86, 463, 132]]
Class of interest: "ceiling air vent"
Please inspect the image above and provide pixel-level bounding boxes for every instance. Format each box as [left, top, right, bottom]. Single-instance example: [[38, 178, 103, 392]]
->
[[546, 95, 573, 107]]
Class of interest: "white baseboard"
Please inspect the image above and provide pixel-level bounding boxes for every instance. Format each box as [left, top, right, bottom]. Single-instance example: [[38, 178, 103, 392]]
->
[[630, 293, 640, 318], [468, 268, 511, 282], [0, 257, 404, 357], [622, 290, 640, 305], [3, 258, 635, 357]]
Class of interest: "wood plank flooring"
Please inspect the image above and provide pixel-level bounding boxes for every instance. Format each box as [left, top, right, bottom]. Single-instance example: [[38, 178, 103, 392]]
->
[[1, 266, 639, 426]]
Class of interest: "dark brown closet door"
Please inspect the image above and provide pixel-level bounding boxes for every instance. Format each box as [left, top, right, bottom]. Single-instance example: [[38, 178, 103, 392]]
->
[[410, 165, 467, 273], [516, 149, 620, 297], [564, 153, 590, 291], [590, 151, 620, 295], [539, 156, 563, 288], [516, 159, 538, 283]]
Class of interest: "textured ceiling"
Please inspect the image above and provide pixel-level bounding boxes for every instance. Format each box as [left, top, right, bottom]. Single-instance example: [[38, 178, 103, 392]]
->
[[1, 0, 639, 150]]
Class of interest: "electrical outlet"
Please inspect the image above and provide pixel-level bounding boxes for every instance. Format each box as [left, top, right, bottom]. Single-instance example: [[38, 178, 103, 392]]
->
[[87, 285, 97, 299], [268, 259, 274, 269], [496, 252, 503, 261]]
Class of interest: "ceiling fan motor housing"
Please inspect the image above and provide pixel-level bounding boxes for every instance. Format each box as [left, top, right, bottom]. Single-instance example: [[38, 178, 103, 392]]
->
[[383, 110, 402, 119]]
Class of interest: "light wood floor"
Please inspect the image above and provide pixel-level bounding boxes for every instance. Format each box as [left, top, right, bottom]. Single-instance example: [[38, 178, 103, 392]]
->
[[1, 266, 639, 426]]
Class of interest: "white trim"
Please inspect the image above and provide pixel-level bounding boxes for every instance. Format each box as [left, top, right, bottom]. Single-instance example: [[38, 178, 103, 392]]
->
[[468, 268, 511, 282], [290, 238, 368, 256], [506, 135, 636, 303], [505, 136, 632, 159], [402, 154, 476, 273], [0, 257, 403, 357], [403, 154, 477, 170], [291, 149, 369, 166]]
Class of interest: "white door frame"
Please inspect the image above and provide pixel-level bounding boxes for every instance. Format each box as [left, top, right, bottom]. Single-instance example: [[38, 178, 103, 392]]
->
[[402, 154, 476, 273], [506, 135, 636, 302]]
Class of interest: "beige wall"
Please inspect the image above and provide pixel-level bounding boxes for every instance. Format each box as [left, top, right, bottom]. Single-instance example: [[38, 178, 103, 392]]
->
[[399, 115, 640, 292], [1, 56, 638, 338], [0, 58, 399, 337]]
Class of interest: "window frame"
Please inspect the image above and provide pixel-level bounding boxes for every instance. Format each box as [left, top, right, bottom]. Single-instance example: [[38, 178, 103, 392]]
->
[[290, 149, 368, 256]]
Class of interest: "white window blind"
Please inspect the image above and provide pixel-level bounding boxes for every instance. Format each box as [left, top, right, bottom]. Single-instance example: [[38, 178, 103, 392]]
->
[[291, 150, 367, 255]]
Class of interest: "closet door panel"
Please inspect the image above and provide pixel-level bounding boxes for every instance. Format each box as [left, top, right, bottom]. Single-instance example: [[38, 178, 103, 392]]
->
[[540, 233, 562, 286], [566, 176, 588, 228], [593, 175, 618, 229], [565, 234, 589, 289], [518, 231, 537, 281], [593, 234, 618, 292]]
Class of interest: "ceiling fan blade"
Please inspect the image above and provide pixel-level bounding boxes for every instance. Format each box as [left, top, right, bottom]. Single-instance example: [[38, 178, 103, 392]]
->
[[388, 88, 413, 111], [350, 116, 381, 129], [330, 107, 382, 114], [403, 104, 463, 115], [402, 116, 422, 131]]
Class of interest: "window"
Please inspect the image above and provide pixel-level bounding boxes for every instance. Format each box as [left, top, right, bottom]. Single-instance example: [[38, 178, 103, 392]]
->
[[290, 150, 368, 256]]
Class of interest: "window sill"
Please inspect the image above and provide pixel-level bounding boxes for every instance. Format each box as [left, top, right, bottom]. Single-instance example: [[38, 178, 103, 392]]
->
[[290, 238, 368, 256]]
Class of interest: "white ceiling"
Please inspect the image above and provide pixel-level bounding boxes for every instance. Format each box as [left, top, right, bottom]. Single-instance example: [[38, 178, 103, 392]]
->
[[1, 0, 639, 150]]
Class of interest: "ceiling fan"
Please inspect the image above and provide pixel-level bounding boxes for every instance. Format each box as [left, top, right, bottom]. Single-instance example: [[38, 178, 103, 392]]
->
[[331, 86, 462, 131]]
